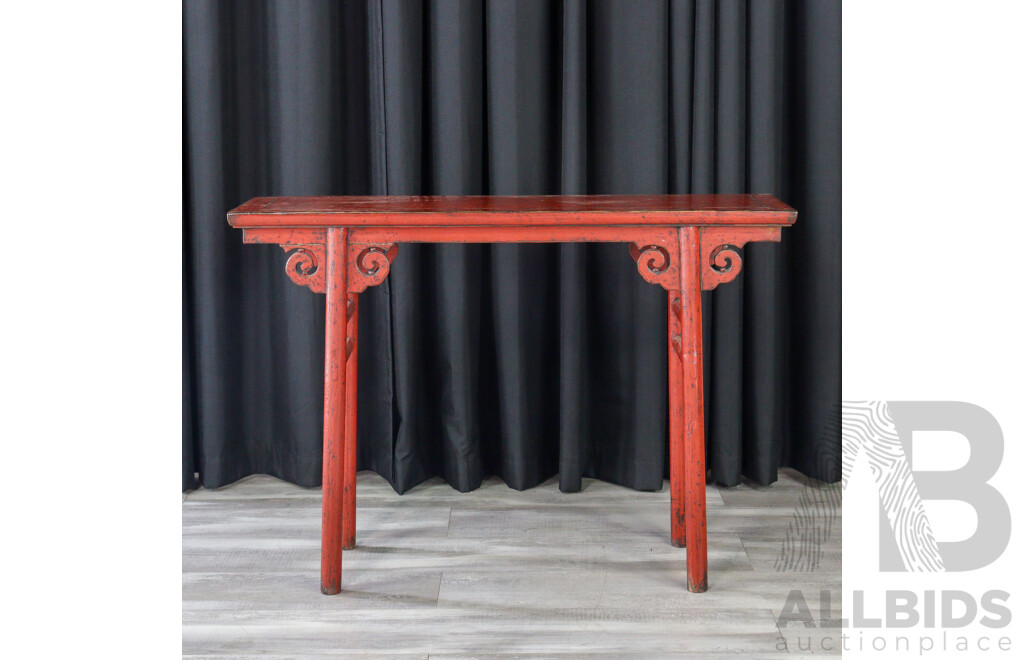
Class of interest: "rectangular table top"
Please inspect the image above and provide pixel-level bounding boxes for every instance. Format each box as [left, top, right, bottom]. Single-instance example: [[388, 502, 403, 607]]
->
[[228, 194, 795, 228]]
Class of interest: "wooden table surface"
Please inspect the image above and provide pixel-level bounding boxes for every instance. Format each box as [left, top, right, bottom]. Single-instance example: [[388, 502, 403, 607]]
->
[[229, 193, 796, 226]]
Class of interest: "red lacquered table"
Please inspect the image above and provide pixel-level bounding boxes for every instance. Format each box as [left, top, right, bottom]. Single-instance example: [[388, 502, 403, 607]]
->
[[227, 194, 796, 594]]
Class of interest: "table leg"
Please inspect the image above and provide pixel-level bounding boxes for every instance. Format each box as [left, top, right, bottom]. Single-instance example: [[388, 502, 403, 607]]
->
[[680, 227, 708, 592], [668, 291, 685, 548], [321, 228, 348, 595], [342, 293, 359, 550]]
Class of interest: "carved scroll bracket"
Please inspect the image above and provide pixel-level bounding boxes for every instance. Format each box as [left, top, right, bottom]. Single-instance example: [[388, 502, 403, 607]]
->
[[699, 226, 781, 291], [281, 244, 326, 293], [704, 243, 743, 291], [348, 243, 399, 293], [629, 239, 680, 291]]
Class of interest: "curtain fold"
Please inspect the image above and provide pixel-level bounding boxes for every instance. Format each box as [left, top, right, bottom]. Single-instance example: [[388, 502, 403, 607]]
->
[[183, 0, 841, 493]]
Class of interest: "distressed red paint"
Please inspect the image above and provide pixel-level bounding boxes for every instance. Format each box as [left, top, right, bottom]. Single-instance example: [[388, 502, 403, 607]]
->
[[680, 227, 709, 592], [668, 292, 685, 548], [227, 194, 796, 594], [320, 228, 348, 595], [342, 294, 358, 550]]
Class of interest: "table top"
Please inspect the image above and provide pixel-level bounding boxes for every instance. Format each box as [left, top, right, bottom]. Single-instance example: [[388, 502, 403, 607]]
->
[[228, 194, 795, 227]]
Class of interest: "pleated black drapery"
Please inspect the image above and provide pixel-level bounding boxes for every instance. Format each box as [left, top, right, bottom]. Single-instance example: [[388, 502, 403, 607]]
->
[[183, 0, 841, 494]]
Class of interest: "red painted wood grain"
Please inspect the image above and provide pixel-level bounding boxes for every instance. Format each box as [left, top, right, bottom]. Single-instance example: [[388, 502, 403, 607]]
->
[[680, 227, 708, 593], [668, 291, 686, 548], [342, 294, 359, 551], [228, 194, 795, 228], [320, 228, 348, 595]]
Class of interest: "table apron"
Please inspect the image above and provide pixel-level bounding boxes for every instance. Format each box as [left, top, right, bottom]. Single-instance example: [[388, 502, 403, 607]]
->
[[348, 225, 684, 244]]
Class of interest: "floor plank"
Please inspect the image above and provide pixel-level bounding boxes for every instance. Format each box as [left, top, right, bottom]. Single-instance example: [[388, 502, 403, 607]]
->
[[184, 471, 841, 656]]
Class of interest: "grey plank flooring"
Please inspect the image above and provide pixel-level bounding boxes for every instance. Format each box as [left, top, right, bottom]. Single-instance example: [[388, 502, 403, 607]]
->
[[183, 469, 841, 657]]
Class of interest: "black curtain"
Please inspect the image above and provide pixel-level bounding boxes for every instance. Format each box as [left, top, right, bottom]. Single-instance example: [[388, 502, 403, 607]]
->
[[183, 0, 840, 494]]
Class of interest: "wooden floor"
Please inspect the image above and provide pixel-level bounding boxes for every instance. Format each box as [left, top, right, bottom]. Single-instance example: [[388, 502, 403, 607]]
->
[[183, 469, 841, 658]]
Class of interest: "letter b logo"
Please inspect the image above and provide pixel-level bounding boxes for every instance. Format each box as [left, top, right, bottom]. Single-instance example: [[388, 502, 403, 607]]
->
[[842, 401, 1010, 571]]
